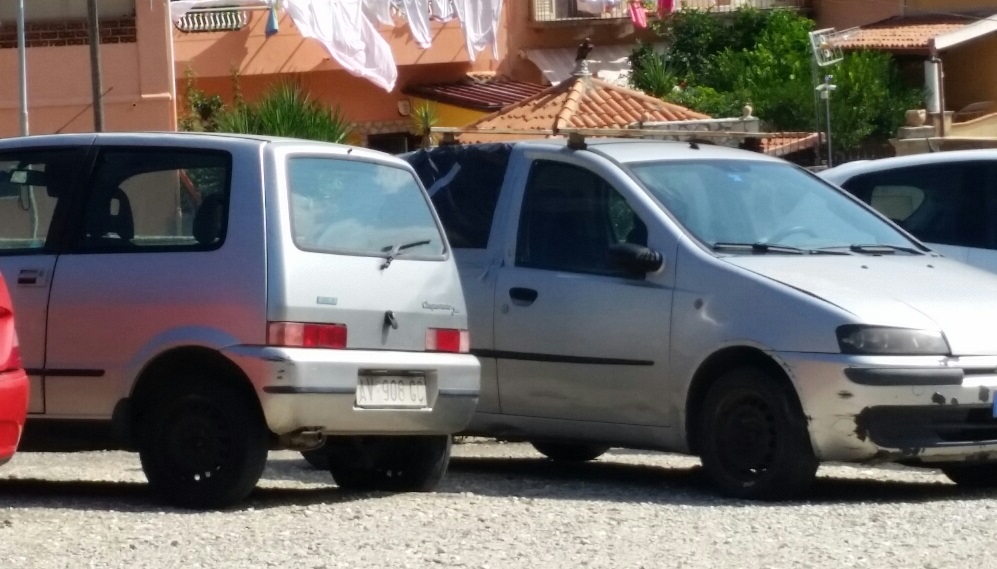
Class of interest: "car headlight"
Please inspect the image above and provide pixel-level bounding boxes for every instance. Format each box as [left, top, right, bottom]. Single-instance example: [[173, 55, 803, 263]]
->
[[836, 325, 950, 355]]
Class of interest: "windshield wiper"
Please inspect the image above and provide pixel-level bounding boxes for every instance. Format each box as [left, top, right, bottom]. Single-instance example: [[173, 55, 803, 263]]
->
[[712, 242, 807, 255], [817, 244, 924, 255], [380, 239, 431, 270]]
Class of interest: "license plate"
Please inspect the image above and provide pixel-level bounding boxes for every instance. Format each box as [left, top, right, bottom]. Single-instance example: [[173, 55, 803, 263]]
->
[[356, 375, 427, 409]]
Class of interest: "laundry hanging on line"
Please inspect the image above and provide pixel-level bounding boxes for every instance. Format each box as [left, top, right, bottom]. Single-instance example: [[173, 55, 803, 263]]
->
[[628, 0, 647, 28], [283, 0, 398, 91], [450, 0, 504, 62], [169, 0, 505, 91]]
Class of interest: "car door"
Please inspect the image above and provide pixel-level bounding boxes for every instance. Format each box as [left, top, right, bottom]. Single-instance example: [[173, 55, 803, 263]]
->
[[0, 146, 88, 414], [492, 159, 672, 426], [44, 146, 235, 417], [418, 145, 514, 416]]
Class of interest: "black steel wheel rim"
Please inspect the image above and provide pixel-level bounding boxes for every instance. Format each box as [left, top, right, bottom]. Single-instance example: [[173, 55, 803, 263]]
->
[[715, 392, 778, 482], [164, 400, 232, 482]]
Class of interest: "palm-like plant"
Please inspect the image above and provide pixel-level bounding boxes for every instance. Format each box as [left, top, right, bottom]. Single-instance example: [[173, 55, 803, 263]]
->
[[215, 82, 352, 143], [411, 101, 439, 149]]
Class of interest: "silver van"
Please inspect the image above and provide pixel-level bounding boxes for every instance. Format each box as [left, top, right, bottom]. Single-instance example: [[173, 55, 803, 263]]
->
[[408, 138, 997, 500], [0, 132, 479, 509]]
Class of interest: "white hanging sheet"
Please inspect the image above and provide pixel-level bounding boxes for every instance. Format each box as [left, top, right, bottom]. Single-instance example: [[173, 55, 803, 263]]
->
[[429, 0, 455, 21], [451, 0, 504, 61], [283, 0, 398, 92], [362, 0, 395, 27], [401, 0, 433, 48]]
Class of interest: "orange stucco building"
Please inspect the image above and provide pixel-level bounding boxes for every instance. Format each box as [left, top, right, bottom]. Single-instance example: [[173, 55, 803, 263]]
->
[[4, 0, 809, 146], [1, 0, 667, 145], [0, 0, 174, 137]]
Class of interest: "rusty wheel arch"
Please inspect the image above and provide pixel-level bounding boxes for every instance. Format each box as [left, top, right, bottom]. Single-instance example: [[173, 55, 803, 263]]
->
[[684, 346, 803, 455]]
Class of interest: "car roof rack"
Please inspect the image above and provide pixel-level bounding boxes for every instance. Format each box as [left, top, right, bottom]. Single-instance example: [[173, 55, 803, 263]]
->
[[430, 126, 794, 151]]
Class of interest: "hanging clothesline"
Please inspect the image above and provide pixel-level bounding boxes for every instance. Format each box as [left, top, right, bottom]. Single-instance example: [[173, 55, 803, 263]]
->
[[169, 0, 503, 92]]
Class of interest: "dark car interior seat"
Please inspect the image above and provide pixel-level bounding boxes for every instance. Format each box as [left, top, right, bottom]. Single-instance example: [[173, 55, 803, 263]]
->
[[193, 192, 227, 246], [85, 187, 135, 247]]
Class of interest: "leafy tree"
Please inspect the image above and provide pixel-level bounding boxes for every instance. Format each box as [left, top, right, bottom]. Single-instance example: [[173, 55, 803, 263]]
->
[[631, 8, 923, 153], [178, 66, 223, 132]]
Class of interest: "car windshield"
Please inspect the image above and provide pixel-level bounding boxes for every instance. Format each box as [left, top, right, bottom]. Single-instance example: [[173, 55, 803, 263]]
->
[[627, 159, 919, 253], [287, 157, 445, 258]]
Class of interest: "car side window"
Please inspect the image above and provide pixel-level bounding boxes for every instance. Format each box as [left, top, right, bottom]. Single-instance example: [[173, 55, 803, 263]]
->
[[0, 148, 86, 254], [516, 160, 647, 278], [843, 163, 987, 248], [407, 144, 511, 249], [77, 148, 231, 252]]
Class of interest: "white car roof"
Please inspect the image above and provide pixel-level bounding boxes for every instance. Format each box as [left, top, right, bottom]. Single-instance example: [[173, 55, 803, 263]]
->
[[819, 149, 997, 183]]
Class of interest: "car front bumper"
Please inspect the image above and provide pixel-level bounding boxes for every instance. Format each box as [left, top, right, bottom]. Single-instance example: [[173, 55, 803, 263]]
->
[[223, 345, 480, 437], [779, 352, 997, 464]]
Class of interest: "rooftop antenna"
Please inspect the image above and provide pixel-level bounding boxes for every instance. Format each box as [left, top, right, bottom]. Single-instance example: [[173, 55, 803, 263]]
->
[[807, 28, 855, 167]]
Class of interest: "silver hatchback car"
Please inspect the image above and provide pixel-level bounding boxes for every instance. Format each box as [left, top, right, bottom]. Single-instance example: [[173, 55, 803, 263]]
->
[[408, 138, 997, 500], [0, 132, 479, 509]]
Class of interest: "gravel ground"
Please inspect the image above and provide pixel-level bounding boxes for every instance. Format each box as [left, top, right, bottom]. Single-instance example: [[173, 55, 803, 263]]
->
[[0, 440, 994, 569]]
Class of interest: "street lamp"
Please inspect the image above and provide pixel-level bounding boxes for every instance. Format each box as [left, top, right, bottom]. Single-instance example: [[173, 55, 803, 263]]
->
[[815, 75, 837, 167]]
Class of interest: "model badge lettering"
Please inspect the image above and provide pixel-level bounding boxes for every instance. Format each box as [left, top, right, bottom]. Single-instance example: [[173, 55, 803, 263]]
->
[[316, 296, 338, 306], [423, 301, 458, 314]]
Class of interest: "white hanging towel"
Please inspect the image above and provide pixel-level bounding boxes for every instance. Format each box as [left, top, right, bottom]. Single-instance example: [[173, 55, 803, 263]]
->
[[169, 0, 273, 22], [451, 0, 504, 61], [283, 0, 398, 92], [401, 0, 433, 49], [362, 0, 395, 27], [429, 0, 455, 21]]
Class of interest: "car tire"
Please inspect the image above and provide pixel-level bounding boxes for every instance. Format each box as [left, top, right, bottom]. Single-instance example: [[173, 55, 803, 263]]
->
[[531, 442, 610, 462], [941, 463, 997, 488], [698, 367, 818, 501], [327, 435, 451, 492], [138, 378, 269, 510]]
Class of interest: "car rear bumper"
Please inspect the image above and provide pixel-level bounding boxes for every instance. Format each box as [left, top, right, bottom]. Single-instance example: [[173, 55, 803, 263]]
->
[[0, 368, 29, 463], [223, 345, 480, 436], [780, 352, 997, 464]]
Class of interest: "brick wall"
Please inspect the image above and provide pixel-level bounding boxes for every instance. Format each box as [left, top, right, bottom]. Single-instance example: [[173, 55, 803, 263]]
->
[[0, 16, 137, 49]]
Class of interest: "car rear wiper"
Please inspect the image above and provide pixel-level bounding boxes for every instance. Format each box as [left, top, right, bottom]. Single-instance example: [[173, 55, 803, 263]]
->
[[380, 239, 431, 269], [712, 242, 806, 255]]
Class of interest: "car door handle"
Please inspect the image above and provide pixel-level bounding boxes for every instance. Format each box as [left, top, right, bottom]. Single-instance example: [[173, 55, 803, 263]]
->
[[17, 269, 46, 287], [509, 287, 538, 305]]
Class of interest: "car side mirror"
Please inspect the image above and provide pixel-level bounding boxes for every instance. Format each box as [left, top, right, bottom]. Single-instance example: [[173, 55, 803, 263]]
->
[[608, 243, 664, 273]]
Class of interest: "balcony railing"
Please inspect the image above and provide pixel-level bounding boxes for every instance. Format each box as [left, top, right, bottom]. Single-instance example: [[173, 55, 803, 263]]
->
[[532, 0, 809, 23]]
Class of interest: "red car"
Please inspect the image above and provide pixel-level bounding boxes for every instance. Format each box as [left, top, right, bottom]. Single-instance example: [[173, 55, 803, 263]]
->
[[0, 273, 28, 465]]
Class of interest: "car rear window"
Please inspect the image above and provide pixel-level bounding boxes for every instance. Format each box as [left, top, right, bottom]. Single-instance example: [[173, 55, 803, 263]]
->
[[287, 157, 445, 259]]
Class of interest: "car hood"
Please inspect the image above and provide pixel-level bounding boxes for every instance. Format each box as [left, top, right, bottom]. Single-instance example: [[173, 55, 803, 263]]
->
[[723, 255, 997, 356]]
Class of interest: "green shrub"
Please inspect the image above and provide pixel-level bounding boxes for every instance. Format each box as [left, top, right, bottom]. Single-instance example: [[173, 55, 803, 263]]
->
[[215, 82, 352, 143], [632, 8, 924, 153]]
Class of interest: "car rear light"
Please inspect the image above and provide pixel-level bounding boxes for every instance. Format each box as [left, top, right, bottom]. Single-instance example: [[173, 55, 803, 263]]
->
[[0, 308, 19, 373], [426, 328, 470, 353], [268, 322, 347, 349], [1, 344, 21, 373]]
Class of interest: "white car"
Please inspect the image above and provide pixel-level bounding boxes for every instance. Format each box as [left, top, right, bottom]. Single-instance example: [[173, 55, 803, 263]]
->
[[820, 150, 997, 274]]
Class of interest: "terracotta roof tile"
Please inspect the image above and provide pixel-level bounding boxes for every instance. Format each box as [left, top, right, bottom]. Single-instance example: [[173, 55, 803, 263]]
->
[[403, 74, 547, 112], [456, 75, 709, 143], [836, 15, 971, 53], [759, 132, 822, 157]]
